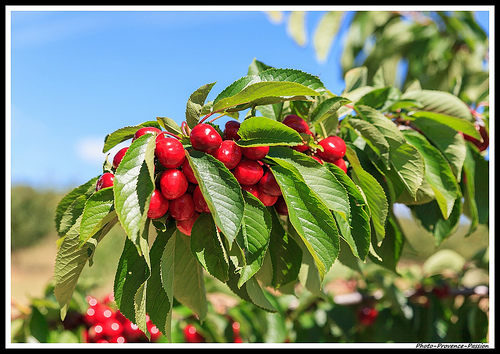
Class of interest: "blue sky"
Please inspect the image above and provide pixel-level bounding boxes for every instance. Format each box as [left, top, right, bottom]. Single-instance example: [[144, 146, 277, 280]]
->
[[7, 7, 491, 191]]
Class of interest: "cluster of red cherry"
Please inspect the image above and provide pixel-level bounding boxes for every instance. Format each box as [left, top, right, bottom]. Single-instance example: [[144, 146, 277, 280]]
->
[[95, 114, 348, 236], [183, 319, 242, 343], [81, 293, 161, 343]]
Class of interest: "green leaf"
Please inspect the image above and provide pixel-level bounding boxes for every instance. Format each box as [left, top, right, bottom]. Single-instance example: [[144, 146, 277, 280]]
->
[[247, 58, 274, 75], [411, 118, 467, 178], [270, 163, 339, 281], [212, 81, 320, 113], [246, 277, 277, 312], [313, 11, 344, 62], [186, 150, 244, 246], [267, 207, 302, 288], [185, 82, 217, 129], [145, 220, 176, 336], [102, 121, 161, 153], [160, 228, 176, 342], [54, 177, 98, 236], [78, 187, 116, 246], [190, 212, 229, 282], [57, 194, 88, 239], [309, 96, 351, 127], [236, 191, 272, 287], [113, 133, 156, 256], [236, 116, 304, 147], [213, 68, 327, 108], [356, 86, 401, 111], [368, 215, 405, 273], [403, 130, 459, 219], [343, 66, 368, 94], [389, 142, 425, 200], [288, 11, 307, 46], [401, 89, 473, 121], [325, 162, 371, 261], [172, 231, 207, 320], [345, 145, 388, 244], [266, 146, 351, 221], [408, 110, 481, 140], [113, 233, 150, 334], [156, 117, 182, 136]]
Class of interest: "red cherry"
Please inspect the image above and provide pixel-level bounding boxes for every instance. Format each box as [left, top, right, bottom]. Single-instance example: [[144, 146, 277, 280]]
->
[[132, 127, 162, 141], [224, 120, 241, 141], [232, 158, 264, 185], [83, 303, 114, 327], [317, 136, 346, 163], [432, 284, 450, 299], [213, 139, 242, 169], [274, 196, 288, 215], [190, 123, 222, 154], [147, 189, 169, 219], [155, 136, 186, 169], [96, 172, 114, 191], [116, 311, 146, 342], [176, 212, 200, 236], [169, 193, 195, 221], [332, 158, 347, 173], [181, 159, 198, 184], [183, 324, 205, 343], [147, 321, 162, 342], [159, 169, 188, 200], [282, 114, 310, 134], [101, 318, 124, 338], [113, 147, 129, 169], [241, 184, 260, 199], [357, 306, 379, 326], [193, 185, 211, 213], [257, 186, 278, 206], [258, 170, 281, 197], [241, 145, 269, 160]]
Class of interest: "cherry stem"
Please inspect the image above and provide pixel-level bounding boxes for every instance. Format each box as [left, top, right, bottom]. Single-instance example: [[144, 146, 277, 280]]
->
[[209, 114, 226, 124], [162, 131, 181, 140]]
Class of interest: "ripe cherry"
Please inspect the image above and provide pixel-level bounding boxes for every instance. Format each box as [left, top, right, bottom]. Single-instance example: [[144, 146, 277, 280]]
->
[[190, 123, 222, 154], [169, 193, 195, 221], [317, 136, 346, 163], [258, 170, 281, 197], [232, 158, 264, 185], [176, 212, 200, 236], [113, 147, 129, 169], [213, 139, 242, 169], [193, 185, 211, 213], [241, 184, 260, 199], [332, 158, 347, 173], [96, 172, 114, 191], [147, 189, 169, 219], [241, 145, 269, 160], [257, 187, 278, 206], [183, 324, 205, 343], [357, 306, 379, 326], [159, 169, 188, 200], [155, 136, 186, 169], [282, 114, 310, 134], [224, 120, 241, 141], [181, 159, 198, 184], [132, 127, 162, 141], [311, 155, 323, 164], [274, 196, 288, 215]]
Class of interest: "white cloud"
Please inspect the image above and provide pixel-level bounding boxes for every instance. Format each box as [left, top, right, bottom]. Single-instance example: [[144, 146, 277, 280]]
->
[[75, 136, 128, 166]]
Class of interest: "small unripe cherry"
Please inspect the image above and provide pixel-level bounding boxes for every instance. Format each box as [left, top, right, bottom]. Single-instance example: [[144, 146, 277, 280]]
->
[[155, 136, 186, 169], [169, 193, 195, 221], [147, 189, 169, 219], [193, 185, 211, 213], [96, 172, 114, 191], [176, 212, 200, 236], [241, 145, 269, 160], [232, 158, 264, 185], [213, 140, 242, 169], [317, 136, 346, 163], [159, 169, 188, 200], [113, 147, 129, 169], [224, 120, 241, 141], [258, 170, 281, 197], [132, 127, 162, 141], [332, 158, 347, 173], [190, 123, 222, 154]]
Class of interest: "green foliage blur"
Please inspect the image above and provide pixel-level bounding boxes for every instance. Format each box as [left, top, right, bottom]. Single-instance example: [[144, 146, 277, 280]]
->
[[10, 185, 61, 250]]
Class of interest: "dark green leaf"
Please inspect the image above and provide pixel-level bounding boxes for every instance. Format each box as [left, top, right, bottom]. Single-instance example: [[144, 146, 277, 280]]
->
[[102, 121, 161, 153], [237, 116, 304, 147], [79, 187, 116, 246], [185, 82, 217, 129]]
